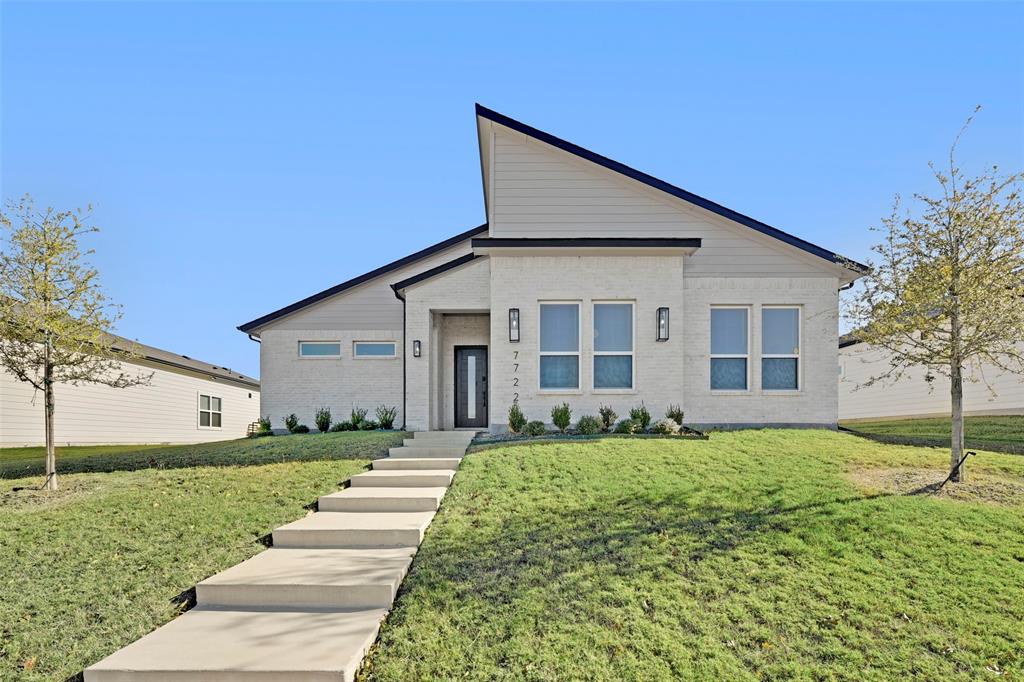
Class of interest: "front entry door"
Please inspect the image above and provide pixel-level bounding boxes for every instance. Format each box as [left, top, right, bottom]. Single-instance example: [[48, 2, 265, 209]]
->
[[454, 346, 487, 428]]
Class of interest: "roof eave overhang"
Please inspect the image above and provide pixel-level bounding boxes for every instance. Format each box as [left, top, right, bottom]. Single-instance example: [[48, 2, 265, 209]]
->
[[471, 237, 701, 257]]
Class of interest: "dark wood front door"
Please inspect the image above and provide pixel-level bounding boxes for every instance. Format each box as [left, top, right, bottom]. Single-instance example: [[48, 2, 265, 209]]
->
[[454, 346, 487, 428]]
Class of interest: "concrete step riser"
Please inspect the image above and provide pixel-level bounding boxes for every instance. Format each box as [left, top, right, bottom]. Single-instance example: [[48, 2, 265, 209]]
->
[[319, 496, 440, 512], [389, 447, 465, 457], [404, 438, 472, 447], [196, 582, 397, 611], [350, 474, 453, 488], [273, 527, 423, 549], [373, 458, 460, 471]]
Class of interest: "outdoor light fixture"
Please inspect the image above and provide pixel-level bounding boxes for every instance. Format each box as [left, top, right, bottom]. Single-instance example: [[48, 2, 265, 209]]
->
[[413, 340, 422, 357], [509, 308, 520, 343], [657, 307, 670, 341]]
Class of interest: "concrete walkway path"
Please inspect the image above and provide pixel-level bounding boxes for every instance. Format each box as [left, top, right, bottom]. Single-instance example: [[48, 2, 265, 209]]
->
[[85, 430, 476, 682]]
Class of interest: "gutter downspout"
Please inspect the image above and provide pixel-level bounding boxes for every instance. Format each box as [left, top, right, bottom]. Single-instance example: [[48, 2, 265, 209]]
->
[[247, 334, 261, 344], [391, 284, 407, 431]]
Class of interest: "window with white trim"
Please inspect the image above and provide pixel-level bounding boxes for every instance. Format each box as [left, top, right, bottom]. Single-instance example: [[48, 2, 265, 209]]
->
[[353, 341, 396, 358], [298, 341, 341, 358], [762, 307, 800, 390], [539, 303, 579, 390], [593, 302, 633, 389], [710, 307, 749, 390], [199, 394, 222, 428]]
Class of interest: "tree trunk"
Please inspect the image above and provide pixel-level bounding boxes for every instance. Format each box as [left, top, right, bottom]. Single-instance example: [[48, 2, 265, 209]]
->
[[950, 361, 965, 483], [44, 346, 58, 491]]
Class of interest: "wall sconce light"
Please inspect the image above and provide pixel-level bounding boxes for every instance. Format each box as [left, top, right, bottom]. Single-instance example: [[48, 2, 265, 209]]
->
[[656, 307, 669, 342], [412, 340, 422, 357], [508, 308, 520, 343]]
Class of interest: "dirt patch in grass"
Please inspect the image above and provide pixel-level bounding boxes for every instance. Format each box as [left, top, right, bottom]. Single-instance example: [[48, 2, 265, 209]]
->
[[849, 467, 1024, 506]]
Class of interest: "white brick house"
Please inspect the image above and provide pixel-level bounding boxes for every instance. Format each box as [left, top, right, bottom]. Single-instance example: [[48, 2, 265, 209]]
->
[[239, 105, 865, 432]]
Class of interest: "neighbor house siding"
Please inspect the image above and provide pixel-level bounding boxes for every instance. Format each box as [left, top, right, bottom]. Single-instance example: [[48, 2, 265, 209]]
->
[[0, 361, 259, 447], [839, 342, 1024, 421]]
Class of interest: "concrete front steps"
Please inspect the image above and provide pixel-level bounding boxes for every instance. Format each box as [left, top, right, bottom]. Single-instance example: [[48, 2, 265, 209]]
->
[[85, 430, 475, 682]]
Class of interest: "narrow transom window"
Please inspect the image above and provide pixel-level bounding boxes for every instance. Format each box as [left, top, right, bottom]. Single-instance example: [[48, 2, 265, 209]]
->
[[539, 303, 579, 390], [353, 341, 397, 358], [199, 394, 222, 428], [298, 341, 341, 358], [710, 307, 749, 390], [593, 302, 633, 389], [762, 307, 800, 390]]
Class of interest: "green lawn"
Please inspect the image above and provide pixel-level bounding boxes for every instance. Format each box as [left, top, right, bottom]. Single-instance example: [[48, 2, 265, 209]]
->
[[0, 431, 404, 681], [363, 431, 1024, 681], [0, 432, 406, 479], [842, 415, 1023, 452]]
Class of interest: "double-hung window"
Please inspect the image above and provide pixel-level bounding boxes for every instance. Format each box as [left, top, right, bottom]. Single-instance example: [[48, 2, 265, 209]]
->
[[593, 302, 633, 389], [199, 394, 222, 428], [762, 307, 800, 390], [539, 303, 579, 390], [710, 307, 749, 390]]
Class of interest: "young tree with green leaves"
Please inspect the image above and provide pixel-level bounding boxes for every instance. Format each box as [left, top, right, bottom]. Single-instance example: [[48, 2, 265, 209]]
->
[[0, 195, 151, 490], [845, 109, 1024, 482]]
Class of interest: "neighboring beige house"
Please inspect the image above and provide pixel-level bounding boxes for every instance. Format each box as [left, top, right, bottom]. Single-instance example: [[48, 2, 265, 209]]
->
[[239, 105, 866, 433], [0, 336, 260, 447], [839, 336, 1024, 422]]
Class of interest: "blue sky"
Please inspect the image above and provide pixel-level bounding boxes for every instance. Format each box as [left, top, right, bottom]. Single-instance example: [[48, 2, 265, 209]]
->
[[3, 2, 1022, 379]]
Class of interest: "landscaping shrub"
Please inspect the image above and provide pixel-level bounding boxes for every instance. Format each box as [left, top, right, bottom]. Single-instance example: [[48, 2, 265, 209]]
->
[[375, 405, 398, 430], [551, 403, 572, 433], [598, 404, 617, 432], [666, 404, 684, 425], [292, 424, 310, 434], [508, 400, 528, 433], [576, 415, 601, 435], [314, 407, 332, 433], [360, 420, 379, 431], [629, 403, 652, 430], [614, 418, 640, 434], [283, 413, 300, 433], [651, 418, 681, 435], [330, 421, 354, 432], [350, 407, 368, 427], [251, 416, 273, 437], [524, 420, 547, 436]]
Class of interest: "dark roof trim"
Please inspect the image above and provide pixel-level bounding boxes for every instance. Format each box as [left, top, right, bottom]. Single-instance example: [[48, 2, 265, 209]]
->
[[238, 223, 488, 333], [475, 104, 868, 273], [391, 253, 482, 292], [838, 332, 863, 349], [472, 237, 701, 249]]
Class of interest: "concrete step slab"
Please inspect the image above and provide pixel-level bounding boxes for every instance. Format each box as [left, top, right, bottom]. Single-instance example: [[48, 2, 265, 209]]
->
[[389, 446, 466, 458], [319, 487, 447, 513], [349, 470, 454, 488], [196, 548, 414, 610], [403, 438, 474, 448], [84, 607, 387, 682], [373, 457, 461, 471], [272, 511, 435, 549]]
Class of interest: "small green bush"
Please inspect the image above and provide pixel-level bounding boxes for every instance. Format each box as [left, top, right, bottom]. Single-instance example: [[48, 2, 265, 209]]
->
[[314, 407, 332, 433], [330, 421, 354, 432], [283, 413, 299, 433], [613, 419, 639, 434], [350, 407, 368, 427], [598, 404, 617, 432], [551, 403, 572, 433], [292, 424, 310, 434], [375, 405, 398, 430], [508, 400, 528, 433], [360, 420, 379, 431], [524, 420, 547, 436], [651, 418, 681, 435], [250, 416, 273, 437], [629, 403, 652, 430], [576, 415, 601, 435], [666, 404, 684, 425]]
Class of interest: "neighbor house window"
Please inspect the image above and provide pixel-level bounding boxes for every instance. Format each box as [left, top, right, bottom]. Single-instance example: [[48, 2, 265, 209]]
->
[[539, 302, 579, 390], [298, 341, 341, 358], [199, 394, 222, 428], [762, 307, 800, 390], [710, 307, 749, 390], [353, 341, 397, 358], [593, 302, 634, 389]]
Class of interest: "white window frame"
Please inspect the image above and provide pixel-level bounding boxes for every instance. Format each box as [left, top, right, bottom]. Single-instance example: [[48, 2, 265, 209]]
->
[[353, 341, 398, 359], [710, 305, 751, 393], [761, 305, 801, 392], [298, 341, 342, 359], [592, 300, 635, 392], [198, 393, 223, 430], [538, 301, 581, 393]]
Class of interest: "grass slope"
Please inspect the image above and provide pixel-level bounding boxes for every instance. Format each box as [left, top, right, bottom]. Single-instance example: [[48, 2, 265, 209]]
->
[[0, 431, 403, 681], [843, 415, 1023, 451], [364, 431, 1024, 681]]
